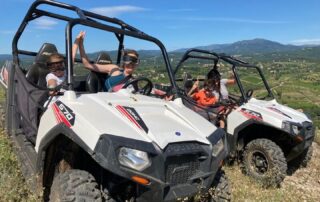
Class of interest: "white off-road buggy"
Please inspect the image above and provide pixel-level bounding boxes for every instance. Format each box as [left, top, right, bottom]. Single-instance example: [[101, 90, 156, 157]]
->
[[173, 49, 315, 187], [0, 1, 231, 201]]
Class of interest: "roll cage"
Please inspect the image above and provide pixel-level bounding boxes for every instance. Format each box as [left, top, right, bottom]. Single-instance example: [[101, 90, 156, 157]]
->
[[11, 0, 178, 92], [174, 48, 274, 103], [7, 0, 181, 140]]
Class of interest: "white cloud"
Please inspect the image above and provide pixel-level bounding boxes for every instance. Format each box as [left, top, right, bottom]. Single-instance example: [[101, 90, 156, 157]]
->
[[34, 18, 58, 30], [290, 38, 320, 45], [89, 5, 147, 17]]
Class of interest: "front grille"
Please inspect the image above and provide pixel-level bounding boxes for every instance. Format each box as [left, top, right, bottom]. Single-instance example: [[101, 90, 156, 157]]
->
[[165, 155, 200, 186]]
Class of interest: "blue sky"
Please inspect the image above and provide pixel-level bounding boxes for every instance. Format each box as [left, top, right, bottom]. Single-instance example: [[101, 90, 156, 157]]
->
[[0, 0, 320, 54]]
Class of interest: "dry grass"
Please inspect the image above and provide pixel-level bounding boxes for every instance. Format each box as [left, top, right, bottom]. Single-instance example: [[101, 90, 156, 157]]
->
[[315, 129, 320, 145], [0, 128, 319, 201], [225, 142, 320, 202], [0, 131, 40, 201], [225, 166, 296, 202]]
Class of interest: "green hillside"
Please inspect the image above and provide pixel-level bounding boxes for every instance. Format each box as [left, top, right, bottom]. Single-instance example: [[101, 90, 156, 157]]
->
[[1, 39, 319, 127]]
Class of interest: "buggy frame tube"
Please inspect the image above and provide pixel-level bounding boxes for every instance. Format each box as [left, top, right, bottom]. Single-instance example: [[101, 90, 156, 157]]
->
[[174, 48, 274, 102], [12, 0, 178, 92], [66, 18, 177, 91], [12, 0, 150, 67]]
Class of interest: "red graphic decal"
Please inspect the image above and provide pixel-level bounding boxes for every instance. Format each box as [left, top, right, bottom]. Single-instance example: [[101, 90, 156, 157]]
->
[[52, 103, 72, 127], [267, 107, 292, 119], [240, 108, 263, 121], [116, 105, 143, 131]]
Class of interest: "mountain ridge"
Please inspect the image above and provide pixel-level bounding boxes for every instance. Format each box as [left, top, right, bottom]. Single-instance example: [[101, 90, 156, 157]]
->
[[1, 38, 319, 61], [174, 38, 316, 54]]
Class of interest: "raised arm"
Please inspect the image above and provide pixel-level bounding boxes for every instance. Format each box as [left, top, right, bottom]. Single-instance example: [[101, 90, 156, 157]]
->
[[72, 32, 83, 64], [78, 31, 118, 74], [188, 80, 199, 96]]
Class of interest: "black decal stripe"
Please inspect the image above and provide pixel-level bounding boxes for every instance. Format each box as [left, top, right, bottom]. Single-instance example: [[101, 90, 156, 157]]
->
[[116, 105, 149, 133]]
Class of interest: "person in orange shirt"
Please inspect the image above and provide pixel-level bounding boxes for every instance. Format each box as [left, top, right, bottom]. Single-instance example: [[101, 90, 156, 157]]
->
[[188, 79, 217, 106], [188, 78, 225, 128]]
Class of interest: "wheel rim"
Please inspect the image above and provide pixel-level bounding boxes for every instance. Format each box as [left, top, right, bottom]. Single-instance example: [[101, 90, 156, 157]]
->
[[250, 150, 269, 175]]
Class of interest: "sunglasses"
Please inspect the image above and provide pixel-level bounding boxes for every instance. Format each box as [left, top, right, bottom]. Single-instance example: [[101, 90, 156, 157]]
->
[[123, 55, 140, 65], [48, 61, 65, 72], [204, 86, 214, 91], [48, 60, 65, 68], [51, 67, 65, 72]]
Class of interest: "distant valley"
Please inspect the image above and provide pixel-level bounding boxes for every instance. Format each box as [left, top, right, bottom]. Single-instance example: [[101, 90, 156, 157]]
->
[[1, 38, 319, 62]]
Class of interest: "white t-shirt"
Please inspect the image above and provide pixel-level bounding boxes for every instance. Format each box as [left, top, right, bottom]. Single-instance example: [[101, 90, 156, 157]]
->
[[220, 79, 229, 99], [212, 79, 229, 101], [44, 72, 66, 106], [46, 72, 66, 87]]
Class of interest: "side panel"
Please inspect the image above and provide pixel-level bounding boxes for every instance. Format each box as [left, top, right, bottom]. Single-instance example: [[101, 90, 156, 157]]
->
[[227, 108, 250, 135]]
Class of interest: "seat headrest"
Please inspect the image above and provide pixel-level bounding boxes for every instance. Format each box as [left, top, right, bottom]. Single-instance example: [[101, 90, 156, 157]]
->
[[95, 51, 112, 64], [183, 73, 194, 89], [207, 68, 221, 80], [34, 43, 58, 64]]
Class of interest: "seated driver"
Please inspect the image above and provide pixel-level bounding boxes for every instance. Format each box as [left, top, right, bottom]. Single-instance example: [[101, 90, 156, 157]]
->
[[75, 31, 138, 92], [75, 31, 173, 99]]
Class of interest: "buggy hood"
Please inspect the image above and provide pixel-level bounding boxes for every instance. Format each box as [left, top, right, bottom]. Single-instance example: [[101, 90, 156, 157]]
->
[[242, 98, 312, 128], [37, 90, 217, 151]]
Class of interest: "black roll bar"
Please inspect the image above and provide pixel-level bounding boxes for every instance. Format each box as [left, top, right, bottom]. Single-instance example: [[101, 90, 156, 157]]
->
[[11, 0, 178, 92], [174, 48, 274, 101]]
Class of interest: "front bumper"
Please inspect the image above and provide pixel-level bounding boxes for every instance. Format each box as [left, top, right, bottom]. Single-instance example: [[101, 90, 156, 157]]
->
[[286, 121, 315, 161], [94, 130, 227, 202]]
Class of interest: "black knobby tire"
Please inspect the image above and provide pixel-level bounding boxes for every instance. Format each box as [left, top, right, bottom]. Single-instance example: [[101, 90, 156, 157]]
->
[[49, 169, 103, 202], [209, 169, 231, 202], [289, 145, 313, 168], [241, 138, 287, 187]]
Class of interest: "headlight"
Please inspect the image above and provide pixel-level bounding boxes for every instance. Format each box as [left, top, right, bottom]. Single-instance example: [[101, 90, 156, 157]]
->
[[282, 121, 302, 135], [118, 147, 151, 171], [212, 138, 224, 157], [282, 121, 291, 134], [292, 125, 299, 135]]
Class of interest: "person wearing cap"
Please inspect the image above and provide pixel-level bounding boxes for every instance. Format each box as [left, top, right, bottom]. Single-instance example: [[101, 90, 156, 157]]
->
[[75, 31, 139, 92]]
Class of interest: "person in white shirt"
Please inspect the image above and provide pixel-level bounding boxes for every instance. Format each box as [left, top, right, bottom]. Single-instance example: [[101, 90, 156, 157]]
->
[[208, 69, 235, 101], [220, 73, 236, 100], [45, 31, 82, 95], [46, 53, 66, 95]]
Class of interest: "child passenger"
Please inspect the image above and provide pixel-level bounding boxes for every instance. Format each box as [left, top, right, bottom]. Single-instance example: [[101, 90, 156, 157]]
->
[[46, 53, 66, 95], [188, 78, 225, 128], [188, 79, 217, 107]]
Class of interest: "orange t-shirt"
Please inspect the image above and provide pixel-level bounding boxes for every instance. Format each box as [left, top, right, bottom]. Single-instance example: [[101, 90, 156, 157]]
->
[[192, 89, 217, 106]]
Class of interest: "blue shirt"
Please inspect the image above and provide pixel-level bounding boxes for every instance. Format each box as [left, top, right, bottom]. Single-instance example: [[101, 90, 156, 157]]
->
[[105, 72, 125, 91]]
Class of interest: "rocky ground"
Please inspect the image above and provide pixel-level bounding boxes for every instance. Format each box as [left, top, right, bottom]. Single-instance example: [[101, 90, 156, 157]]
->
[[225, 142, 320, 202], [282, 142, 320, 201]]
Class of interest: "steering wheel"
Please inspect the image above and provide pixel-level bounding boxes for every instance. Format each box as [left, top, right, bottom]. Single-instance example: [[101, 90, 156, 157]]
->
[[122, 77, 153, 95], [246, 89, 254, 99]]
